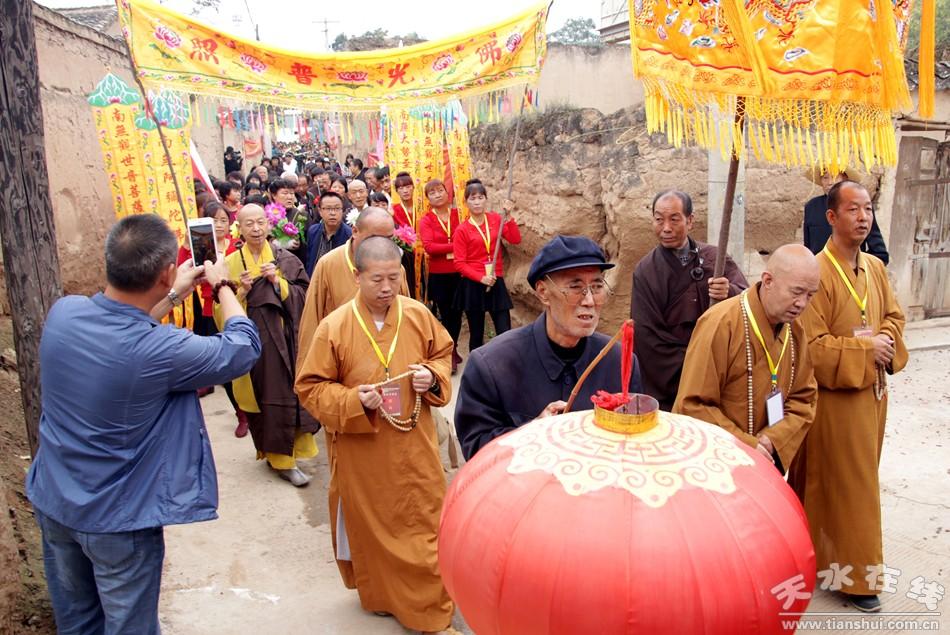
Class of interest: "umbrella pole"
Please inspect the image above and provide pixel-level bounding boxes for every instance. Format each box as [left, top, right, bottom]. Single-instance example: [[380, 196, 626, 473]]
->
[[713, 97, 746, 280]]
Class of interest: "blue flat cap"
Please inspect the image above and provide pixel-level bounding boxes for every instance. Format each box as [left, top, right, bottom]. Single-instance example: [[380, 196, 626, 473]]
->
[[527, 235, 615, 288]]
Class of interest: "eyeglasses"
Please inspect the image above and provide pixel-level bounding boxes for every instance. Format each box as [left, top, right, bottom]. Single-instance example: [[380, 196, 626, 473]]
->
[[544, 276, 613, 305]]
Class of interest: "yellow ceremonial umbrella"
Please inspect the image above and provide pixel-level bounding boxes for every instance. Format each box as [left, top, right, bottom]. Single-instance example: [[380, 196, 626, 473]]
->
[[627, 0, 937, 275]]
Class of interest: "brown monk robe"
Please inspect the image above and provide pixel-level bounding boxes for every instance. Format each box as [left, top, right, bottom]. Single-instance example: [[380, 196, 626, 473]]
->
[[788, 181, 908, 609], [632, 190, 747, 410], [217, 205, 318, 486], [674, 245, 819, 471], [297, 207, 410, 365], [295, 237, 454, 633]]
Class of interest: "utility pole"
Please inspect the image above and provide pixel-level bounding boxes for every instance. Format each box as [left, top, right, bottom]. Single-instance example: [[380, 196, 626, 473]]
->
[[313, 18, 340, 50], [242, 0, 260, 41], [0, 0, 63, 455]]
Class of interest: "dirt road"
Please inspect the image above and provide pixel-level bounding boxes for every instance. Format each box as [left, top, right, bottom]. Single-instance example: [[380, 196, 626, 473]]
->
[[158, 345, 950, 634]]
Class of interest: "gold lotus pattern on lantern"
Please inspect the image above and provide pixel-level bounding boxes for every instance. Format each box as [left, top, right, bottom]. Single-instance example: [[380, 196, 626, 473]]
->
[[498, 410, 755, 508]]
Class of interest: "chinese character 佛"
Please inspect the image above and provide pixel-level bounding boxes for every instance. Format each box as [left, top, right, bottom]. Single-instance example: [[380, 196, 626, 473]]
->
[[477, 39, 502, 66]]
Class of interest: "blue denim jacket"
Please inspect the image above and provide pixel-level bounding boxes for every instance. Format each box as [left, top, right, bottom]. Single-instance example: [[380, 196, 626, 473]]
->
[[27, 293, 261, 532]]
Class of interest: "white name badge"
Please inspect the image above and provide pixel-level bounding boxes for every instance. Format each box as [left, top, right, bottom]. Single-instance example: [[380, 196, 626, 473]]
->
[[853, 326, 873, 337], [766, 390, 784, 427]]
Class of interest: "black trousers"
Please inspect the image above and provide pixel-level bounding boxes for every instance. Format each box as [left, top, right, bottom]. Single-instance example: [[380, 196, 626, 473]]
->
[[465, 309, 511, 352], [195, 311, 240, 413]]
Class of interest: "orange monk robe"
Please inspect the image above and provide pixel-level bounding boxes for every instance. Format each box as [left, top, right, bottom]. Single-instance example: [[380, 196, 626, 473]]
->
[[297, 239, 410, 366], [294, 295, 454, 631], [673, 282, 817, 470], [788, 240, 908, 596]]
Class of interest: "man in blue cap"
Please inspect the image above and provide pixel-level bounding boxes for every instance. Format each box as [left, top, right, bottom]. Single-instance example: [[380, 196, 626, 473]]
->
[[454, 235, 643, 459]]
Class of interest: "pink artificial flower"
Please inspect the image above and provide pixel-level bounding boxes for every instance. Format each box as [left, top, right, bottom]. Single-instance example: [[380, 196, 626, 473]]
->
[[282, 222, 299, 236]]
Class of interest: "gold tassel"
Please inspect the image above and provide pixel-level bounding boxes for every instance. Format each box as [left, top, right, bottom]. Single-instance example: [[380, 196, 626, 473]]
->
[[919, 0, 936, 118]]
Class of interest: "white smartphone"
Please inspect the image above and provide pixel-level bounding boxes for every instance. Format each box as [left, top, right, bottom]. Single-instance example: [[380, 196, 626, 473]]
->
[[187, 217, 216, 268]]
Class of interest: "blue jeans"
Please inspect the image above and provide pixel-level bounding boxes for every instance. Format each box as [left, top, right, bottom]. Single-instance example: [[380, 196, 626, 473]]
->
[[35, 511, 165, 635]]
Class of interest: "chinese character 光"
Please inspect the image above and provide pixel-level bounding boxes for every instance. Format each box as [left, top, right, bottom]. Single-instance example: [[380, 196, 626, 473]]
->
[[289, 63, 315, 86], [387, 63, 410, 88], [817, 563, 854, 592], [906, 576, 945, 611], [770, 574, 811, 611], [477, 39, 502, 66], [864, 564, 900, 594]]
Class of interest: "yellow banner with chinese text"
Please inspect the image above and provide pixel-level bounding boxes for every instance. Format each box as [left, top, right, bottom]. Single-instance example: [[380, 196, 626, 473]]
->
[[89, 73, 198, 327], [117, 0, 548, 112]]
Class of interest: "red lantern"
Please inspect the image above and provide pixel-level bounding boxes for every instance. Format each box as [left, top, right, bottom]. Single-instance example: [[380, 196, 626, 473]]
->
[[439, 403, 816, 634]]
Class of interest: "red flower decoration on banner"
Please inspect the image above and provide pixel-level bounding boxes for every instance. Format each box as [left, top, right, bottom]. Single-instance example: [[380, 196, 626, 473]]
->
[[336, 71, 368, 82], [240, 54, 267, 73], [432, 53, 455, 71], [505, 32, 523, 52], [153, 24, 181, 49]]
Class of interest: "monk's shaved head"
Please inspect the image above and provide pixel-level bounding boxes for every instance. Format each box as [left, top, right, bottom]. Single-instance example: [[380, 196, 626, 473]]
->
[[236, 203, 265, 222], [760, 243, 820, 325], [354, 236, 402, 272], [766, 244, 819, 280], [355, 206, 392, 230]]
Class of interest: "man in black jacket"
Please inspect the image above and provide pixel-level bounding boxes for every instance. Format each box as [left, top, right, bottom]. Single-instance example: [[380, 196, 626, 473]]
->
[[454, 235, 643, 459], [803, 168, 889, 264]]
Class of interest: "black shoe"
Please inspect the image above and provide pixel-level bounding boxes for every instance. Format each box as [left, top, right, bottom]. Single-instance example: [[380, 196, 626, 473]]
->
[[846, 594, 881, 613]]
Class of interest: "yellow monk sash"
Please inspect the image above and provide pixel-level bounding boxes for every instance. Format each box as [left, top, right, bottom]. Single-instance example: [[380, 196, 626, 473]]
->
[[343, 239, 356, 274], [469, 217, 491, 254], [823, 245, 870, 326], [351, 297, 403, 379], [741, 291, 790, 390]]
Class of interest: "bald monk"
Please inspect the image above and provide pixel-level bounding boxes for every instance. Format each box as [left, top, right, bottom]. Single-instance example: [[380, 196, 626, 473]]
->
[[297, 206, 409, 365], [674, 244, 819, 472], [295, 237, 455, 633], [788, 180, 908, 613], [215, 204, 318, 487]]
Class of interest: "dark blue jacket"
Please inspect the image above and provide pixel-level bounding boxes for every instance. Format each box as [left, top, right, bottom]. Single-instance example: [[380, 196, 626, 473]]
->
[[305, 222, 352, 275], [455, 314, 642, 459], [803, 194, 889, 264]]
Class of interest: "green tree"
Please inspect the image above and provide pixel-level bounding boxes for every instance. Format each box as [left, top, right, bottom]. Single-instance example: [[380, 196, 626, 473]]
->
[[331, 29, 427, 52], [548, 17, 603, 47], [906, 0, 950, 61]]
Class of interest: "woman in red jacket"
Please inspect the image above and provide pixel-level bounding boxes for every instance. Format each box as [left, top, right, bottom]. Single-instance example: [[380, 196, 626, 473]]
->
[[391, 170, 422, 299], [452, 179, 521, 352], [419, 179, 464, 373], [176, 202, 247, 436]]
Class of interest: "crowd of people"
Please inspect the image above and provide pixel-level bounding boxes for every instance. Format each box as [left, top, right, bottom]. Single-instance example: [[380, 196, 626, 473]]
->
[[24, 147, 907, 633]]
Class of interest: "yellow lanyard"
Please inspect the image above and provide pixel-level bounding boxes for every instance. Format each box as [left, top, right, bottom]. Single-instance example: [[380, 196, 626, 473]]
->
[[823, 246, 870, 325], [742, 291, 791, 389], [351, 297, 402, 379], [343, 239, 356, 274], [434, 211, 453, 240], [470, 217, 491, 255]]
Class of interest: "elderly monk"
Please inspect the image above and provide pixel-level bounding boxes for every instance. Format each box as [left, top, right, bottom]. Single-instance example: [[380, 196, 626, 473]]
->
[[674, 244, 819, 472], [788, 180, 908, 614], [631, 190, 748, 410], [215, 204, 318, 487], [295, 237, 454, 633], [455, 235, 643, 459], [297, 206, 409, 365]]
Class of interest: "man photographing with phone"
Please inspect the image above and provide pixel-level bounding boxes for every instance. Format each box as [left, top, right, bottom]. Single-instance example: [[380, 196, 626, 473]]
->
[[26, 214, 261, 635]]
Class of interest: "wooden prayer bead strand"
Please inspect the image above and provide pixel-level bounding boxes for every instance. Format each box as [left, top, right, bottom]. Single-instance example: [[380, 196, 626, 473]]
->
[[874, 365, 887, 401], [368, 369, 423, 432], [742, 302, 754, 435], [741, 301, 797, 437]]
